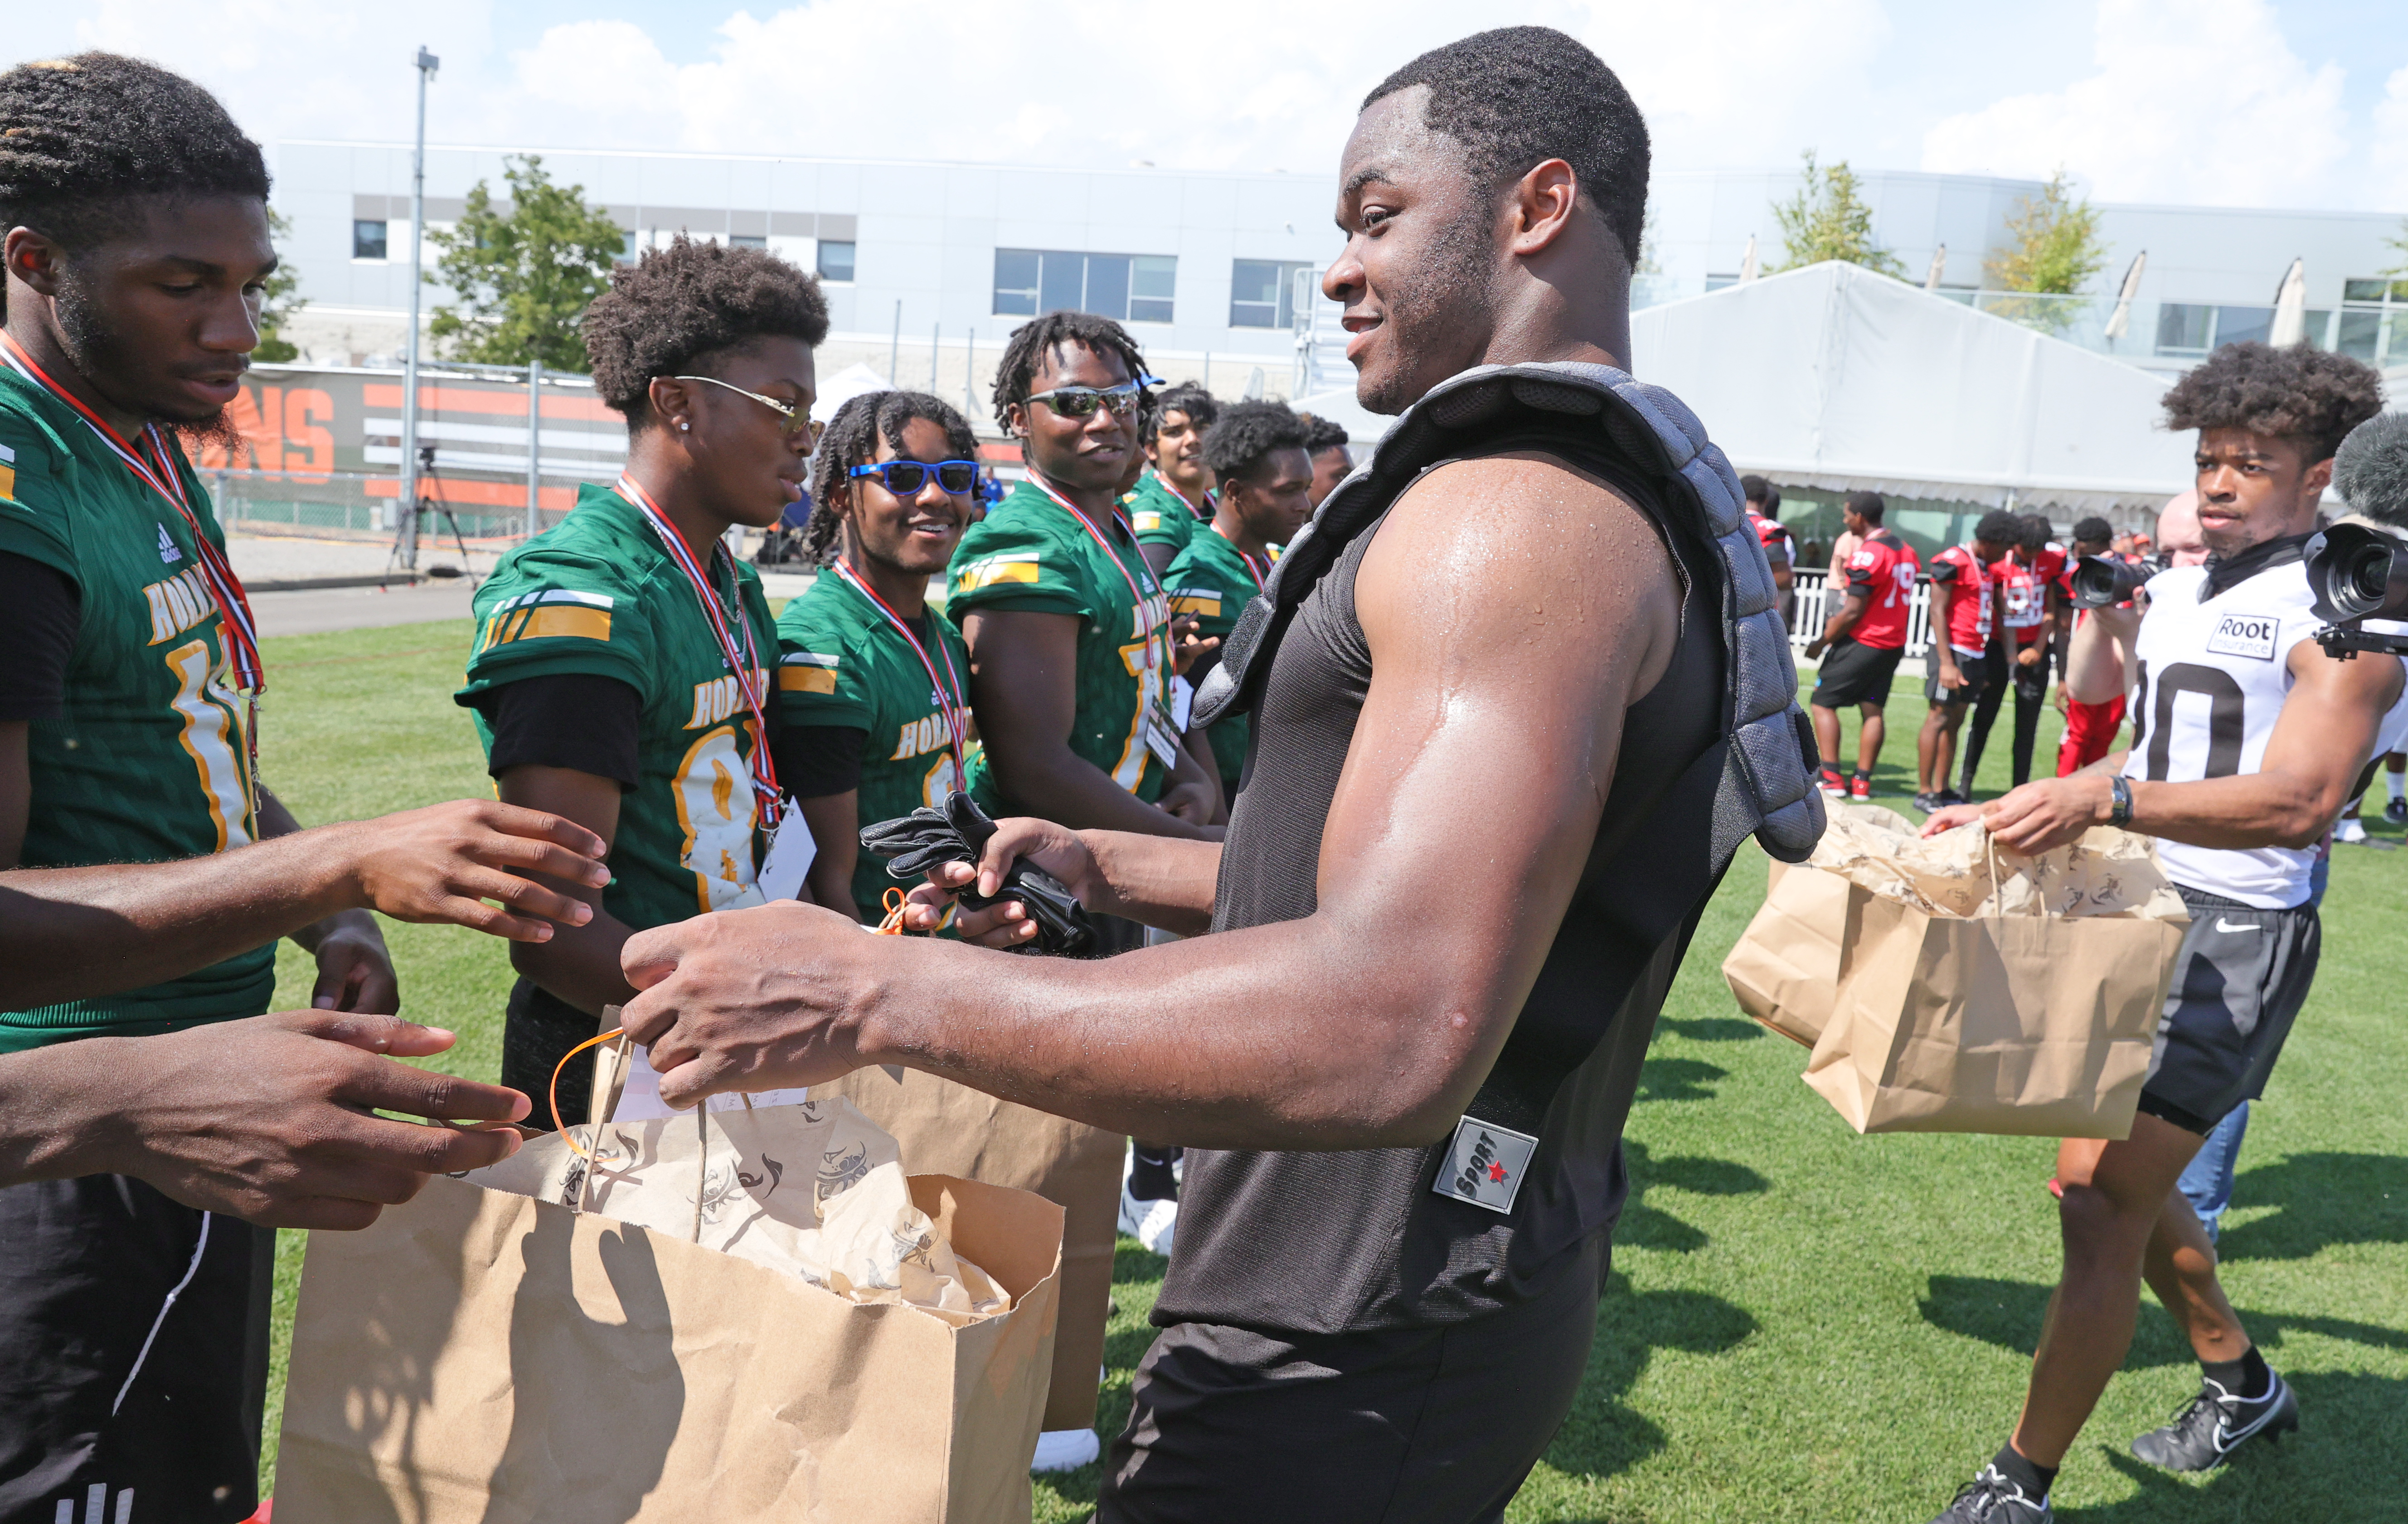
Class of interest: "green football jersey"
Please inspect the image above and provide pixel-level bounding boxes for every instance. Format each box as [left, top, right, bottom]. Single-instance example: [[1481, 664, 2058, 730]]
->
[[0, 369, 273, 1051], [774, 567, 973, 920], [1162, 526, 1270, 793], [1126, 470, 1207, 555], [458, 482, 779, 932], [947, 479, 1175, 811]]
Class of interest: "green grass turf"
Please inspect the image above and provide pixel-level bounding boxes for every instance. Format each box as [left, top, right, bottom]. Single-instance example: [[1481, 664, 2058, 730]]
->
[[252, 623, 2408, 1519]]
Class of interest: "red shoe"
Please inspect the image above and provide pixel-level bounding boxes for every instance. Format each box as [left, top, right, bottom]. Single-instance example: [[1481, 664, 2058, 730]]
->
[[1848, 772, 1873, 800], [1819, 766, 1846, 797]]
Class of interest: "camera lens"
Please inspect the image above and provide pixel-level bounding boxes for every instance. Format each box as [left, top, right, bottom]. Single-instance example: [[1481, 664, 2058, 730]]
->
[[2349, 544, 2394, 604]]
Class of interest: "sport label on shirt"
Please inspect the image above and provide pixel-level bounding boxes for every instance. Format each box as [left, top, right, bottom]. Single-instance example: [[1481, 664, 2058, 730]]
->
[[1433, 1116, 1539, 1214], [2206, 613, 2280, 662]]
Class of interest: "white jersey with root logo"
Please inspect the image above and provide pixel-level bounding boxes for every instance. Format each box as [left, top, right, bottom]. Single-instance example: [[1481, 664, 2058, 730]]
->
[[2122, 558, 2384, 907]]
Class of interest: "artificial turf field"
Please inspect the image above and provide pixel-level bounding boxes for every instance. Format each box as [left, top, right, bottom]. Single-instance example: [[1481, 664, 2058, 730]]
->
[[251, 616, 2408, 1523]]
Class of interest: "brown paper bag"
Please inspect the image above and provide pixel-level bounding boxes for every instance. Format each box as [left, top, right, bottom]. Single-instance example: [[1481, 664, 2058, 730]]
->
[[273, 1104, 1064, 1523], [819, 1068, 1124, 1432], [1722, 859, 1856, 1047], [1799, 823, 2189, 1139]]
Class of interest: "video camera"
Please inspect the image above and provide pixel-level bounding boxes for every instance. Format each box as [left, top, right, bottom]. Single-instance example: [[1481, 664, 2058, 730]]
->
[[2069, 554, 2156, 610], [2305, 522, 2408, 658]]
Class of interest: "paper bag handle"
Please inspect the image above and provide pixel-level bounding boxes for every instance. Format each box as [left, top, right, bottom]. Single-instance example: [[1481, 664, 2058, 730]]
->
[[1984, 829, 2053, 920]]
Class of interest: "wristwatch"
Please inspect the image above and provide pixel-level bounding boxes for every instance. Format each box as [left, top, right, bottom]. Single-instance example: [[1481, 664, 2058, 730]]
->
[[2107, 774, 2134, 828]]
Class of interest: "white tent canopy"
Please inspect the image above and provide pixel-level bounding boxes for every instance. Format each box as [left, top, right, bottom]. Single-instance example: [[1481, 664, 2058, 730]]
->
[[1629, 262, 2194, 515], [810, 361, 893, 424]]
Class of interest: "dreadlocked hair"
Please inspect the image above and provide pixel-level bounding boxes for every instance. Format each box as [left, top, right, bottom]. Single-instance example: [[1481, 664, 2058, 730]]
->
[[991, 311, 1148, 435], [2161, 341, 2384, 464], [585, 235, 830, 427], [1146, 380, 1219, 445], [0, 53, 269, 253], [805, 390, 980, 568]]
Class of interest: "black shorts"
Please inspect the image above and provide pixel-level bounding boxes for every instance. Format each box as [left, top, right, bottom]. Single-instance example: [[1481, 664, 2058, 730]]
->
[[1926, 649, 1991, 706], [1813, 638, 1904, 709], [0, 1175, 273, 1524], [2135, 885, 2321, 1135], [1100, 1232, 1606, 1524]]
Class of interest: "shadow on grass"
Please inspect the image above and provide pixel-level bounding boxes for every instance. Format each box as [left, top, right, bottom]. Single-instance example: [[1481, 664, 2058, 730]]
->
[[1541, 1269, 1758, 1483], [2057, 1372, 2407, 1522], [1615, 1142, 1772, 1255], [1656, 1016, 1765, 1043], [1920, 1276, 2408, 1369], [1635, 1057, 1728, 1103], [2214, 1152, 2408, 1262]]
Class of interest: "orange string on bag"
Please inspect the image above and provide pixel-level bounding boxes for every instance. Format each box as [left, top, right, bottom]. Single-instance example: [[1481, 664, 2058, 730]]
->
[[550, 1026, 626, 1160]]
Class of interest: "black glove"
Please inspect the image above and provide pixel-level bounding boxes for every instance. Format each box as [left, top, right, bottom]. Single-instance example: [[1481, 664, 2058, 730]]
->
[[859, 791, 1096, 956]]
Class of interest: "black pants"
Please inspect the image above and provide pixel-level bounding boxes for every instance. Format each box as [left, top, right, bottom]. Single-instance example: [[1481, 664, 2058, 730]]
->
[[503, 977, 607, 1131], [1959, 639, 2047, 793], [1099, 1232, 1606, 1523], [0, 1176, 273, 1524]]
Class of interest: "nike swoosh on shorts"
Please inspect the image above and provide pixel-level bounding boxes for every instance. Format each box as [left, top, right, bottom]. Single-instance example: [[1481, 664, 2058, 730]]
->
[[2214, 918, 2260, 934]]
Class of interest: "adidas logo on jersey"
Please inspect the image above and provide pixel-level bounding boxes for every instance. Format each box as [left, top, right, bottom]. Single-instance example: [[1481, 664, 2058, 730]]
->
[[156, 523, 183, 564]]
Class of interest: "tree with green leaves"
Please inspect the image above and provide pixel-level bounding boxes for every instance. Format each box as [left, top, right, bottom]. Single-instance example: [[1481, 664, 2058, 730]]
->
[[1771, 151, 1904, 278], [427, 155, 626, 371], [1982, 170, 2107, 334], [253, 207, 305, 363]]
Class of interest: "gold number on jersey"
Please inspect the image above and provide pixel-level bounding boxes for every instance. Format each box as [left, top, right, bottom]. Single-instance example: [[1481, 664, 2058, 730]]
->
[[672, 723, 765, 913], [164, 637, 254, 852]]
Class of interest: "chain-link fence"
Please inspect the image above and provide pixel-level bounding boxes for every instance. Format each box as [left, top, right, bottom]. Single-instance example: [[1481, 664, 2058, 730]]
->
[[205, 469, 587, 543]]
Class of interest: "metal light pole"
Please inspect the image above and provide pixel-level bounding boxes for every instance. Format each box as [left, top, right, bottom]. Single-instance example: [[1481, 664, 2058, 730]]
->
[[888, 299, 902, 384], [398, 45, 439, 570], [525, 357, 542, 539]]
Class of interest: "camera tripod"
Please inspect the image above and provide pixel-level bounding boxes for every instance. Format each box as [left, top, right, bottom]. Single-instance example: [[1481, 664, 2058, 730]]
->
[[386, 444, 482, 586]]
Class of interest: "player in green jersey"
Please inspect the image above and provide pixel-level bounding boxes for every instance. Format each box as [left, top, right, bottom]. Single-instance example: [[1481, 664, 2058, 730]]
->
[[0, 54, 593, 1524], [1129, 380, 1219, 578], [456, 236, 827, 1127], [950, 311, 1219, 841], [773, 390, 980, 922], [1164, 401, 1315, 796]]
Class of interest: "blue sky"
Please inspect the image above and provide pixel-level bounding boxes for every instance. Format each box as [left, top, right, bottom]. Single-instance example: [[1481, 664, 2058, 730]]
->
[[16, 0, 2408, 212]]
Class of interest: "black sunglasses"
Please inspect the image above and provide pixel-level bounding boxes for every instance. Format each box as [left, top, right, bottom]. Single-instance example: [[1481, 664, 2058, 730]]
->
[[850, 459, 980, 495]]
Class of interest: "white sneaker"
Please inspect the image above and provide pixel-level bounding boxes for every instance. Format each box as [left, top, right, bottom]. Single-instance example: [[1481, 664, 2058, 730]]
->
[[2336, 817, 2369, 844], [1118, 1184, 1178, 1256], [1031, 1427, 1100, 1473]]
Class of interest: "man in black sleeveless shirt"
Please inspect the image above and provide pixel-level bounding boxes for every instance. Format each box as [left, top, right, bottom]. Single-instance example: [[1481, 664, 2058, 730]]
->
[[621, 29, 1753, 1521]]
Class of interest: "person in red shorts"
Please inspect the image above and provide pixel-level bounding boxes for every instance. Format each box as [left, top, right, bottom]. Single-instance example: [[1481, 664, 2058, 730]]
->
[[2054, 515, 2123, 774], [1915, 510, 2015, 811], [1805, 490, 1918, 799]]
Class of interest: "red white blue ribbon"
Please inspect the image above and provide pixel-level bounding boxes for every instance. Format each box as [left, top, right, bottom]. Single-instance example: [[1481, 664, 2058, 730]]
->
[[828, 557, 970, 781], [1023, 471, 1170, 671], [1210, 523, 1271, 592], [612, 474, 782, 825]]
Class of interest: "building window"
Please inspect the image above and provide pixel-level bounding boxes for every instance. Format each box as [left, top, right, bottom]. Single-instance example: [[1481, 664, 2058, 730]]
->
[[353, 219, 388, 261], [2155, 303, 2213, 353], [818, 240, 856, 282], [1229, 259, 1314, 328], [994, 248, 1176, 323], [730, 234, 767, 249]]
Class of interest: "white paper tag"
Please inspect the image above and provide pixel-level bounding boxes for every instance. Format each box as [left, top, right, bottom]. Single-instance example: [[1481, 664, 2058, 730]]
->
[[1144, 700, 1182, 769], [1432, 1116, 1539, 1214], [757, 805, 818, 902], [2206, 612, 2280, 662], [608, 1044, 811, 1121], [1170, 674, 1195, 731]]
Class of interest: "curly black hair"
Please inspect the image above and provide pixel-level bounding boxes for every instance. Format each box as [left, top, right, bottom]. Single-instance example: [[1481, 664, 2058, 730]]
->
[[2071, 516, 2114, 546], [1973, 509, 2023, 547], [1300, 414, 1353, 457], [583, 235, 830, 427], [802, 389, 981, 567], [2161, 341, 2384, 464], [1201, 400, 1310, 486], [1145, 380, 1219, 445], [990, 311, 1148, 435], [1363, 27, 1650, 269], [0, 53, 269, 254], [1844, 490, 1885, 524], [2019, 513, 2054, 551]]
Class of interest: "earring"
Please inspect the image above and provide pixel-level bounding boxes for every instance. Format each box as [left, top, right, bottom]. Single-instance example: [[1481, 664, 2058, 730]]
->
[[678, 421, 690, 431]]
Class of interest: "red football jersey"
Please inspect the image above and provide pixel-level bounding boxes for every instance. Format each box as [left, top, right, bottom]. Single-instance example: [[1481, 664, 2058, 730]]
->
[[2000, 557, 2049, 644], [1748, 509, 1792, 565], [1841, 529, 1919, 649], [1928, 543, 1995, 652]]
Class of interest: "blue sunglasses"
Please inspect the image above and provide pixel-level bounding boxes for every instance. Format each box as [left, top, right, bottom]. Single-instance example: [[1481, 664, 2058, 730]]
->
[[850, 459, 980, 495]]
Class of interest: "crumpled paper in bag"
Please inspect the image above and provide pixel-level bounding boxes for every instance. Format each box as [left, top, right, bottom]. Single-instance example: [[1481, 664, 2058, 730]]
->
[[1811, 802, 2188, 922], [465, 1095, 1012, 1326]]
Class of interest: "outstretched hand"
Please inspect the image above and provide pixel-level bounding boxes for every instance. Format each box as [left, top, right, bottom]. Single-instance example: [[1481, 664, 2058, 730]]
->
[[93, 1011, 528, 1229], [342, 799, 610, 941], [1919, 774, 2110, 854], [899, 815, 1098, 948]]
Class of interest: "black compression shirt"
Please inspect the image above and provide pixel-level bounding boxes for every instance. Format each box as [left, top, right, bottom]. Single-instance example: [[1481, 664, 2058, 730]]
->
[[0, 551, 81, 722], [470, 673, 642, 789], [1156, 430, 1730, 1336]]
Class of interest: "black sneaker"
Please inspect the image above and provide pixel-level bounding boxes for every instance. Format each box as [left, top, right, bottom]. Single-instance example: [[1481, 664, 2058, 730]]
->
[[1926, 1465, 2052, 1523], [2387, 797, 2407, 823], [1913, 791, 1941, 813], [2131, 1369, 2298, 1471]]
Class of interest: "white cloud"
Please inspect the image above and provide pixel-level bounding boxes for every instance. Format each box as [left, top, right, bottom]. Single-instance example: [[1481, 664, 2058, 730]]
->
[[1918, 0, 2352, 208], [2373, 63, 2408, 213]]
